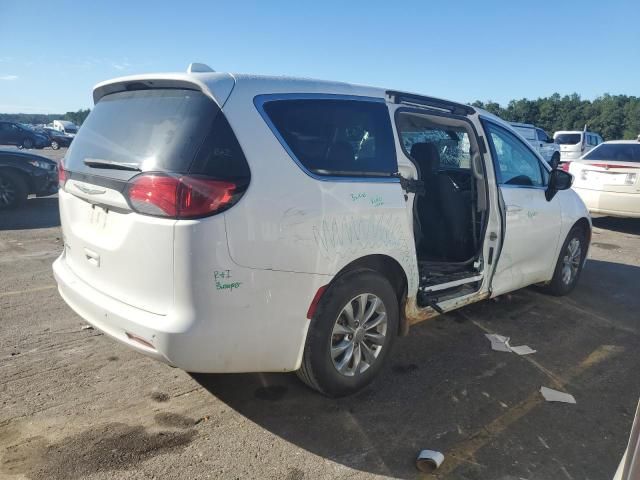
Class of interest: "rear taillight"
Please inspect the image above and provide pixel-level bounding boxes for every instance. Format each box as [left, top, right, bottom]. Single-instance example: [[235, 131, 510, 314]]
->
[[559, 161, 571, 172], [126, 173, 242, 219], [58, 158, 67, 188]]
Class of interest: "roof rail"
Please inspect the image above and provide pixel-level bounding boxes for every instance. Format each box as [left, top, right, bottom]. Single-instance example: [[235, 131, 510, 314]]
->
[[386, 90, 475, 116], [187, 62, 215, 73]]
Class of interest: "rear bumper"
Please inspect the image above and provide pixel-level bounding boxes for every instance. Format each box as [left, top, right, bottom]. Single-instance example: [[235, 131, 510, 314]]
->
[[573, 187, 640, 218], [53, 252, 324, 373], [54, 254, 176, 366]]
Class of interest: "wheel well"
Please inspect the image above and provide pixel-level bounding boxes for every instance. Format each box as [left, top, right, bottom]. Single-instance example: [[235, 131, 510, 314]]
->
[[332, 255, 408, 334], [573, 217, 591, 244]]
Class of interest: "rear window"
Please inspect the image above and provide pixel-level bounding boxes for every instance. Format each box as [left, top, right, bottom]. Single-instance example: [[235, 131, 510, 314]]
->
[[584, 143, 640, 162], [66, 88, 248, 180], [262, 99, 396, 177], [554, 133, 582, 145]]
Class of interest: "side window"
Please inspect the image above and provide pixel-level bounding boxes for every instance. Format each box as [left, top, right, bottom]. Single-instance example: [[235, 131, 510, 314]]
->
[[485, 122, 544, 187], [536, 129, 548, 142], [396, 112, 472, 170], [262, 99, 396, 177]]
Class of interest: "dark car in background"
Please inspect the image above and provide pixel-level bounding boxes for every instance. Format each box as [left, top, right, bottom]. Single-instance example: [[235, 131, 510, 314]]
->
[[0, 122, 49, 149], [0, 150, 58, 209], [41, 127, 73, 150]]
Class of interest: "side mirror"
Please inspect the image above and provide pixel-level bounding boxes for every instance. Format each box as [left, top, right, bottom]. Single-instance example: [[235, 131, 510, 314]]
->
[[549, 155, 560, 170], [546, 169, 573, 201]]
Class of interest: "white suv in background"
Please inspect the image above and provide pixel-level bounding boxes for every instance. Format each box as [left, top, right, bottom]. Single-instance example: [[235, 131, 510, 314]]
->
[[554, 129, 603, 165], [510, 122, 561, 167], [53, 64, 591, 396]]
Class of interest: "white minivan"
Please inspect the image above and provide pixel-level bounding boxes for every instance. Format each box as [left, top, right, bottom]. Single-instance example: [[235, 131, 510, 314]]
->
[[554, 129, 603, 164], [53, 65, 591, 396]]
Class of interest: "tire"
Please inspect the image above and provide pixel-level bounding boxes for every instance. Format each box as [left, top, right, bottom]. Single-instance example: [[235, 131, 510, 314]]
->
[[50, 140, 59, 150], [22, 138, 34, 149], [0, 170, 28, 209], [297, 269, 399, 397], [541, 226, 587, 296]]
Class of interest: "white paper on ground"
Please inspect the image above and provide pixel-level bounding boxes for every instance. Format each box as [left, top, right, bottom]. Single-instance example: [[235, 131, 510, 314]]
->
[[485, 334, 512, 352], [509, 345, 537, 355], [485, 333, 536, 355], [540, 386, 576, 404]]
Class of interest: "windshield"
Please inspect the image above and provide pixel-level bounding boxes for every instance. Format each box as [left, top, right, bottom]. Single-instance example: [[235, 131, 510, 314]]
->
[[584, 143, 640, 162], [66, 88, 220, 179], [554, 133, 582, 145]]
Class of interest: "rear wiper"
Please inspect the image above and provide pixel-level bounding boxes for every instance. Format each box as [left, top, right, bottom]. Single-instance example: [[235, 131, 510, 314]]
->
[[83, 158, 141, 171]]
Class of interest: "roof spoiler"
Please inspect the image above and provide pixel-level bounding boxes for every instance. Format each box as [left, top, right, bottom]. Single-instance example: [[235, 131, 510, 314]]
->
[[386, 90, 475, 116]]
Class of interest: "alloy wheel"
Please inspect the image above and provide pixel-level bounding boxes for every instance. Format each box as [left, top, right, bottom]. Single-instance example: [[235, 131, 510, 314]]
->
[[561, 238, 581, 285], [0, 176, 16, 207], [330, 293, 388, 377]]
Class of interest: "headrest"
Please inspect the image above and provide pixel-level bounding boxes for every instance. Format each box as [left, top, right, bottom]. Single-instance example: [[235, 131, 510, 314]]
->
[[410, 142, 440, 174]]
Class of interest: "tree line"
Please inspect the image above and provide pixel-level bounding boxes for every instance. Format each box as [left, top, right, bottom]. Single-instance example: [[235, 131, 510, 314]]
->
[[472, 94, 640, 141], [0, 109, 91, 127]]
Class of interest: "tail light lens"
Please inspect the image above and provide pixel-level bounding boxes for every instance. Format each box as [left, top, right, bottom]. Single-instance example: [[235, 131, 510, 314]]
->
[[58, 158, 67, 188], [559, 161, 571, 172], [126, 173, 245, 219]]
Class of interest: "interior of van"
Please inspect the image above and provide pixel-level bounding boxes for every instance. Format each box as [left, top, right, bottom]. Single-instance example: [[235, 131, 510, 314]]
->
[[395, 111, 489, 308]]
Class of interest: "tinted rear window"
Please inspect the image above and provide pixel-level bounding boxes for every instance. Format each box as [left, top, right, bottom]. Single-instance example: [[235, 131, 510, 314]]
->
[[263, 99, 396, 177], [554, 133, 582, 145], [584, 143, 640, 162], [66, 89, 241, 180]]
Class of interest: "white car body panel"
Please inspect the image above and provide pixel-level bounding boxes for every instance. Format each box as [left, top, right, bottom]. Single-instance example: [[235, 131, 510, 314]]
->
[[569, 142, 640, 218], [53, 70, 591, 373]]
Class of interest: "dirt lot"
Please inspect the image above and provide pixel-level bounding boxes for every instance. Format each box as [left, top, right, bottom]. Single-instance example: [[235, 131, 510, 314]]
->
[[1, 148, 640, 479]]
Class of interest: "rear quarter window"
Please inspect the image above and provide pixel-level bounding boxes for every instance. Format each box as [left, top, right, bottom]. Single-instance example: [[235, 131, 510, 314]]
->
[[261, 99, 397, 177]]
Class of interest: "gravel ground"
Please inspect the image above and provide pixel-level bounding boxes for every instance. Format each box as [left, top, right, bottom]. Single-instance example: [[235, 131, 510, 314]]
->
[[1, 148, 639, 479]]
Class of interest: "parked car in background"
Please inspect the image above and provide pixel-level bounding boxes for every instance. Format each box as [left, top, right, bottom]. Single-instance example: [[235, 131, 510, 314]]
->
[[0, 122, 49, 149], [0, 150, 58, 208], [554, 129, 603, 165], [510, 122, 561, 167], [53, 65, 590, 397], [52, 120, 79, 137], [569, 140, 640, 218], [42, 127, 73, 150]]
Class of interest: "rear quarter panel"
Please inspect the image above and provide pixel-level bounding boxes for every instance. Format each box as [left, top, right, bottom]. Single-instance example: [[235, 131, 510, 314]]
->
[[221, 83, 419, 294]]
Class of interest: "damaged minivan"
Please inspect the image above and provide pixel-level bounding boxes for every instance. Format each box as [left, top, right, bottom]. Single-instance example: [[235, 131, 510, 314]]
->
[[53, 64, 591, 396]]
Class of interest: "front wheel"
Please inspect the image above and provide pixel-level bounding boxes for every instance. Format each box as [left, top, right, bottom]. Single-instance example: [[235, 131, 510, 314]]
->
[[50, 140, 59, 150], [542, 226, 587, 296], [22, 138, 34, 149], [297, 270, 399, 397]]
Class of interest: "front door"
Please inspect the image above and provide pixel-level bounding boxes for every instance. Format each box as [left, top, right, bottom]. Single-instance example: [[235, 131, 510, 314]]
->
[[484, 121, 563, 296]]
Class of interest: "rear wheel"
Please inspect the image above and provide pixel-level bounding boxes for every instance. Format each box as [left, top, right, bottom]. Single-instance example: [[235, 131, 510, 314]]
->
[[297, 270, 398, 397], [50, 140, 59, 150], [0, 170, 28, 209], [542, 226, 587, 296]]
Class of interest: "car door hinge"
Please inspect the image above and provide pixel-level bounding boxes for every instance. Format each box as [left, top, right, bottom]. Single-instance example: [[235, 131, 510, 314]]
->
[[393, 173, 425, 194]]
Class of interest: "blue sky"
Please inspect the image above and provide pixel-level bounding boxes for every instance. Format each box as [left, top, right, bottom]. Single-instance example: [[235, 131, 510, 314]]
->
[[1, 0, 638, 113]]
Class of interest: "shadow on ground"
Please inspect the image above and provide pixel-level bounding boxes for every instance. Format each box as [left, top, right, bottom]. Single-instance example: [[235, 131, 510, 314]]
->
[[192, 259, 640, 479], [592, 216, 640, 235], [0, 196, 59, 230]]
